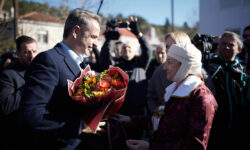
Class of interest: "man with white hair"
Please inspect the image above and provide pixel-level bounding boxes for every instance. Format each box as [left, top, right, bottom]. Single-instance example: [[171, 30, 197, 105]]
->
[[146, 43, 167, 80]]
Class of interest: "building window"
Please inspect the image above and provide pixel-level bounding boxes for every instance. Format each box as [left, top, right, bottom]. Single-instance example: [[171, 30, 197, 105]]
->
[[37, 30, 48, 43], [243, 0, 250, 7], [220, 0, 240, 9]]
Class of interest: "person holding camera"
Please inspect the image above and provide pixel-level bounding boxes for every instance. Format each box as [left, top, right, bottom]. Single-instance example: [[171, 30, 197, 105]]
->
[[0, 50, 19, 71], [100, 16, 152, 138], [207, 31, 250, 150], [0, 35, 38, 150]]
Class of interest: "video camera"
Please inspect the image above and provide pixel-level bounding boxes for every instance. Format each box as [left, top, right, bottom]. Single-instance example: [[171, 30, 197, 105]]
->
[[105, 18, 128, 40], [0, 49, 18, 69], [192, 33, 216, 54], [192, 33, 218, 70]]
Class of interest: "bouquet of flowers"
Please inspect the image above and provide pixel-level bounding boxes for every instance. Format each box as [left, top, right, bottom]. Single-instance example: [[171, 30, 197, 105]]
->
[[68, 65, 129, 133]]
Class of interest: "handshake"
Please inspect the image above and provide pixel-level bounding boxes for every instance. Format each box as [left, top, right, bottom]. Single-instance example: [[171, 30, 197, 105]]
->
[[104, 16, 142, 40]]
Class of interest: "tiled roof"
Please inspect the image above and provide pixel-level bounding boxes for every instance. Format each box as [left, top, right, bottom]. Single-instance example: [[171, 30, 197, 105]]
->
[[117, 28, 136, 38], [100, 28, 136, 38], [19, 11, 64, 24]]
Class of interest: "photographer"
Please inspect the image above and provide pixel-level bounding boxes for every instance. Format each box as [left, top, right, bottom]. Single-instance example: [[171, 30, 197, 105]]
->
[[100, 16, 152, 115], [100, 16, 152, 138], [0, 50, 18, 71], [0, 35, 38, 150]]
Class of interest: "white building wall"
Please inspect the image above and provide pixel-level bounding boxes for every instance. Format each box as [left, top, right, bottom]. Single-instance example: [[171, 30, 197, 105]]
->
[[18, 19, 64, 52], [200, 0, 250, 36]]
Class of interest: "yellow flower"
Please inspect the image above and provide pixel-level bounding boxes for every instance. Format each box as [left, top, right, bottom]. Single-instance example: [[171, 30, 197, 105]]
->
[[92, 78, 96, 84], [85, 78, 93, 84], [91, 91, 104, 96]]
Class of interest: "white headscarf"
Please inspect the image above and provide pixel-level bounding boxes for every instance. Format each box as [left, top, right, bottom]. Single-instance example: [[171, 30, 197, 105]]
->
[[167, 43, 202, 82]]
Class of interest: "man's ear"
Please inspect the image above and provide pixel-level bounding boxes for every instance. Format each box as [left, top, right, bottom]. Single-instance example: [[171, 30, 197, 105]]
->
[[72, 25, 81, 39]]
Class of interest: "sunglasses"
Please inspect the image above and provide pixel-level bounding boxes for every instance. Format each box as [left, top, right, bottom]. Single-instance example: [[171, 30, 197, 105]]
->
[[243, 34, 250, 38]]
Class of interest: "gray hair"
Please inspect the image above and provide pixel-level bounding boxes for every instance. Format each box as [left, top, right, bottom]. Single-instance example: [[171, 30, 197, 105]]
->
[[221, 31, 243, 49], [63, 8, 101, 39]]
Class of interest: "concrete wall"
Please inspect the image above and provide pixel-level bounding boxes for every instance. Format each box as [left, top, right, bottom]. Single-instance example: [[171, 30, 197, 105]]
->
[[200, 0, 250, 36], [18, 19, 64, 52]]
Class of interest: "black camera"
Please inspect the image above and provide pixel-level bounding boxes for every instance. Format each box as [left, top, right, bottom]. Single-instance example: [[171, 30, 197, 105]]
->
[[192, 34, 218, 70], [192, 33, 216, 54], [105, 18, 128, 40], [0, 49, 18, 69]]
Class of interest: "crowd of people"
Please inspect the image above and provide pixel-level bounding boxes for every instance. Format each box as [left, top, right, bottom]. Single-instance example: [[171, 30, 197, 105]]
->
[[0, 8, 249, 150]]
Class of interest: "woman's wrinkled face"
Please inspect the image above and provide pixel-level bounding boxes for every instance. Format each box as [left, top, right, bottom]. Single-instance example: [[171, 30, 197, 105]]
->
[[163, 56, 181, 81]]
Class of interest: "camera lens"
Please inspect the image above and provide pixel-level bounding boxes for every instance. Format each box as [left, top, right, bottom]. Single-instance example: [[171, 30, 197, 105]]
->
[[118, 22, 128, 28]]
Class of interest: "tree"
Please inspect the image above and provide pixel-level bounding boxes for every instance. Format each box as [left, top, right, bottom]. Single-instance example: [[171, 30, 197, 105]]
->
[[164, 18, 172, 34], [116, 13, 123, 21], [136, 16, 150, 33]]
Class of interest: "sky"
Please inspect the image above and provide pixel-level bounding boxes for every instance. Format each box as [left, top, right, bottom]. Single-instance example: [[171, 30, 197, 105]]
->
[[27, 0, 199, 27]]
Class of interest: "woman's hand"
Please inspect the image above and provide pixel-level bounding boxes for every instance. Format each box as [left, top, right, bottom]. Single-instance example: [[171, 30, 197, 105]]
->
[[126, 139, 149, 150]]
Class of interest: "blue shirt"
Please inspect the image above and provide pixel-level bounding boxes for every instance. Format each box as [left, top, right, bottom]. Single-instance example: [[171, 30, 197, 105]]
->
[[60, 42, 84, 70], [59, 41, 83, 133]]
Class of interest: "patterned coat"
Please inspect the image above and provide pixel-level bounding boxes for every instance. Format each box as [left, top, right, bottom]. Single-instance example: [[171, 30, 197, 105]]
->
[[132, 76, 218, 150]]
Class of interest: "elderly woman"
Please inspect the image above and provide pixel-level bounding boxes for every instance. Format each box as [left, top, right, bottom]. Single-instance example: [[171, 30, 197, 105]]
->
[[119, 43, 218, 150]]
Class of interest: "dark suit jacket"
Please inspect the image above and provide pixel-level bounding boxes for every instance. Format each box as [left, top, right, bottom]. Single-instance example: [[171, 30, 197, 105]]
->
[[20, 43, 85, 150]]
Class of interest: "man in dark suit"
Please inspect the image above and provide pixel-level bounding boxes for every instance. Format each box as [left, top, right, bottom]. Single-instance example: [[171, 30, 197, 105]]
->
[[0, 35, 38, 150], [19, 9, 101, 150]]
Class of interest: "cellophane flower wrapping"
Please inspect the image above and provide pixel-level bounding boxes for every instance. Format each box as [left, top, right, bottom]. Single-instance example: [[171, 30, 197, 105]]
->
[[68, 65, 129, 133]]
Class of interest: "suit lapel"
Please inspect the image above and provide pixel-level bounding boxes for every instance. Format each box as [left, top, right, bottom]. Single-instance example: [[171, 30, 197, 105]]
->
[[64, 56, 81, 77], [54, 43, 80, 77]]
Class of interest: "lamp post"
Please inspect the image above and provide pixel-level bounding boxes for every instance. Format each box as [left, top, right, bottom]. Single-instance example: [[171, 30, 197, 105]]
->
[[13, 0, 19, 39], [171, 0, 174, 31]]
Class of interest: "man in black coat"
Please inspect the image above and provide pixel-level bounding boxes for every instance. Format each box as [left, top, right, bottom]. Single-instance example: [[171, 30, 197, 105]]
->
[[0, 35, 38, 150]]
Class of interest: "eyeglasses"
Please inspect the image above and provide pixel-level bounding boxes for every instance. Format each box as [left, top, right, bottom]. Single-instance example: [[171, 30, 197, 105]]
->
[[243, 34, 250, 39]]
